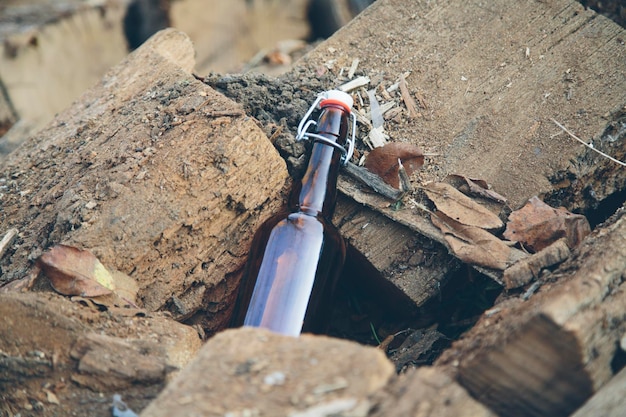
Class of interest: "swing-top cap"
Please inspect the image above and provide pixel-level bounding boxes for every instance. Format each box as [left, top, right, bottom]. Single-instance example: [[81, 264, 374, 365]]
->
[[320, 90, 353, 113]]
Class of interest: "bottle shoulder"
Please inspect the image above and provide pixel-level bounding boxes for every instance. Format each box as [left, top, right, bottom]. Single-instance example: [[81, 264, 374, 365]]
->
[[251, 210, 342, 244]]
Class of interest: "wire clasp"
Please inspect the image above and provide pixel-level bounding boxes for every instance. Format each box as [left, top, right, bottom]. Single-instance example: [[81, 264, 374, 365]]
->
[[296, 91, 356, 166]]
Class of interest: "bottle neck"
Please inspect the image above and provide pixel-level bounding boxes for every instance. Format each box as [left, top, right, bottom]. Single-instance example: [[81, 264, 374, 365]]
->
[[292, 105, 349, 217]]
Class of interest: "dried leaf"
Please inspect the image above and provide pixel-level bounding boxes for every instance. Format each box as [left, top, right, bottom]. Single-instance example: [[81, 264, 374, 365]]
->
[[431, 212, 513, 270], [446, 174, 507, 204], [37, 245, 114, 297], [423, 182, 503, 230], [364, 142, 424, 188], [504, 196, 591, 252]]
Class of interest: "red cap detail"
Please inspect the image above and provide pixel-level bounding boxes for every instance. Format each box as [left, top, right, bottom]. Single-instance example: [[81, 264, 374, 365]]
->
[[320, 98, 351, 113]]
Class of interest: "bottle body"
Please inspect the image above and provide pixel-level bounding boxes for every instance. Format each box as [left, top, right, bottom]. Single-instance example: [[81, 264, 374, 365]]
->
[[231, 209, 345, 335], [230, 99, 350, 336]]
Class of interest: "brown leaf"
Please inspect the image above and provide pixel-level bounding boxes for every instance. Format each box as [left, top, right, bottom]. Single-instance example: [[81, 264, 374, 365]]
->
[[37, 245, 114, 297], [423, 182, 503, 231], [446, 174, 507, 204], [364, 142, 424, 188], [503, 196, 591, 252], [431, 212, 514, 270]]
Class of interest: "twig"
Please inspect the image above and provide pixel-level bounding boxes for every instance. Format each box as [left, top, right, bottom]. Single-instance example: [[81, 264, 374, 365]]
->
[[203, 110, 245, 118], [408, 197, 434, 215], [522, 280, 542, 301], [268, 125, 284, 143], [551, 118, 626, 167], [342, 162, 403, 200]]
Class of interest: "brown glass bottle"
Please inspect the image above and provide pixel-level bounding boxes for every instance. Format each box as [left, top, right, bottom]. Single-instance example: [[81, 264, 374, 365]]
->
[[230, 92, 353, 336]]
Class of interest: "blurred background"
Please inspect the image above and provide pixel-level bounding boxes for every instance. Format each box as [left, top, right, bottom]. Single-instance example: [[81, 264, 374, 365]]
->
[[0, 0, 375, 154], [0, 0, 623, 155]]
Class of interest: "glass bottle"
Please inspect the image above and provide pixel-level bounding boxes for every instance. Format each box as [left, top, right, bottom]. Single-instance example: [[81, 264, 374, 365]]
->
[[230, 90, 356, 336]]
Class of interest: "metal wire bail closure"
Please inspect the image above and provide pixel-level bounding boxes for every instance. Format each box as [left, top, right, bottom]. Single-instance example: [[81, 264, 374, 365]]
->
[[296, 91, 356, 166]]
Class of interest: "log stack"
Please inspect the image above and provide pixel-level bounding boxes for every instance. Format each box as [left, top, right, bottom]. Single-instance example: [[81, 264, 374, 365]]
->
[[0, 0, 625, 416]]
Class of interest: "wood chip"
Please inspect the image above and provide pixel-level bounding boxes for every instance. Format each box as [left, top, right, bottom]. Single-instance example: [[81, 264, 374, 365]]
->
[[414, 90, 428, 109], [368, 126, 388, 148], [502, 238, 571, 289], [339, 76, 370, 92], [0, 228, 19, 260], [348, 58, 360, 79], [398, 159, 413, 192], [399, 74, 419, 119], [379, 100, 397, 115]]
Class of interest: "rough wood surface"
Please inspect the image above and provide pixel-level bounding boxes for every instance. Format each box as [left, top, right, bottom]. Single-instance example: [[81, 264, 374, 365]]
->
[[0, 29, 289, 335], [141, 327, 394, 417], [502, 237, 571, 289], [304, 0, 626, 209], [335, 194, 458, 311], [0, 292, 201, 415], [437, 209, 626, 417], [293, 0, 626, 309], [371, 366, 497, 417], [571, 365, 626, 417]]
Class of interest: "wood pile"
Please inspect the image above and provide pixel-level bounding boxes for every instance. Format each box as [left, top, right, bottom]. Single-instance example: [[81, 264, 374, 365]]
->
[[0, 0, 625, 416]]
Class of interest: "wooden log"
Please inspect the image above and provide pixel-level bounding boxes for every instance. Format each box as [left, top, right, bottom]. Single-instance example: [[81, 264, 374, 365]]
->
[[141, 327, 395, 417], [303, 0, 626, 209], [571, 365, 626, 417], [437, 210, 626, 417], [334, 193, 459, 312], [0, 29, 289, 335], [371, 366, 497, 417], [0, 292, 201, 415], [291, 0, 626, 306]]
